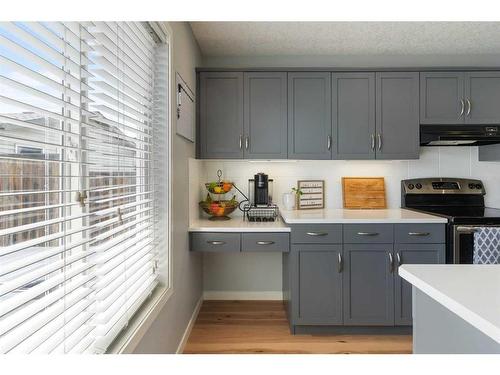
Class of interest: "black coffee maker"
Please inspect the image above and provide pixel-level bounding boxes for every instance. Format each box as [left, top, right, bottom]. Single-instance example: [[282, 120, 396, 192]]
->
[[254, 173, 269, 207], [248, 173, 273, 207], [245, 173, 277, 221]]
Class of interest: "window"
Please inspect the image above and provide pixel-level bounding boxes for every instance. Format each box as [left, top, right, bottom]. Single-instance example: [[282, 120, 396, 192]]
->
[[0, 22, 169, 354]]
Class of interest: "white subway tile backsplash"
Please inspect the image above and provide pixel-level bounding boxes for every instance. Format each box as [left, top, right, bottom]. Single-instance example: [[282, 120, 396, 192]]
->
[[190, 147, 500, 214], [437, 146, 472, 177], [408, 147, 439, 177]]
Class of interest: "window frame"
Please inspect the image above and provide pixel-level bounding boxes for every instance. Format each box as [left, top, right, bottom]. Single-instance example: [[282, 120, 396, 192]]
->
[[0, 21, 172, 354]]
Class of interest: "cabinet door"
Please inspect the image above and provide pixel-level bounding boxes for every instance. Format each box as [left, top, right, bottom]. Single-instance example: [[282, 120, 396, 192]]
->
[[244, 72, 287, 159], [343, 244, 394, 325], [376, 72, 420, 160], [294, 246, 343, 325], [332, 73, 376, 159], [465, 72, 500, 124], [288, 72, 332, 159], [394, 243, 445, 326], [199, 72, 243, 159], [420, 72, 465, 124]]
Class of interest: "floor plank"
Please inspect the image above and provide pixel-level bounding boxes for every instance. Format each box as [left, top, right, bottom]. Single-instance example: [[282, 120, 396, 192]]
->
[[183, 300, 412, 354]]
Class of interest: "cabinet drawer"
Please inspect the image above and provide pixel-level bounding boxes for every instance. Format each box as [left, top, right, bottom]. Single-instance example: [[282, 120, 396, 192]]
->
[[343, 224, 393, 243], [241, 233, 289, 252], [190, 232, 240, 252], [395, 224, 445, 244], [290, 224, 342, 244]]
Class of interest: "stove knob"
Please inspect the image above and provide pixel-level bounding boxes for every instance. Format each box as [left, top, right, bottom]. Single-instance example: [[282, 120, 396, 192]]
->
[[407, 183, 414, 190], [415, 183, 422, 189], [468, 183, 475, 189], [475, 184, 483, 190]]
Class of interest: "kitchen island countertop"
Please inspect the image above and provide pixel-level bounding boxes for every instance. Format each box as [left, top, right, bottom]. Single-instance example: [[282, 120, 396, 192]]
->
[[400, 264, 500, 345]]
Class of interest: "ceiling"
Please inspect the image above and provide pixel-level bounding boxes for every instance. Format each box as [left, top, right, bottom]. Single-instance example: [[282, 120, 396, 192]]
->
[[190, 22, 500, 58]]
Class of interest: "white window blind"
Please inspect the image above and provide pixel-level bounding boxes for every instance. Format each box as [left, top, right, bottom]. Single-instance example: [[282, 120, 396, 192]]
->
[[0, 21, 169, 354]]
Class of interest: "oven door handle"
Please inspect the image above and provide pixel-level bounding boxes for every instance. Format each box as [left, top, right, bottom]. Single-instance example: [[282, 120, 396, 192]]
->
[[455, 226, 480, 234]]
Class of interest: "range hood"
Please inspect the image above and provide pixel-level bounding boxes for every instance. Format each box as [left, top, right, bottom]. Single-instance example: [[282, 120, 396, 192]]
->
[[420, 125, 500, 146]]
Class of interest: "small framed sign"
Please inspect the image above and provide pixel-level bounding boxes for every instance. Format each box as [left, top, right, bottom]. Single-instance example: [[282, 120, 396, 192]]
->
[[297, 180, 325, 210]]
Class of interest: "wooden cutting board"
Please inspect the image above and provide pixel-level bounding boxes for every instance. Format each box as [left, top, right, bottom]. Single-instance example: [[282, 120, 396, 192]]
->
[[342, 177, 387, 209]]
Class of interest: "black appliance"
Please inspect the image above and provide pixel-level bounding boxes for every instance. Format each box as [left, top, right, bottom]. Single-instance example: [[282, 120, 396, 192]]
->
[[420, 125, 500, 146], [253, 173, 270, 207], [401, 177, 500, 264], [244, 173, 278, 222]]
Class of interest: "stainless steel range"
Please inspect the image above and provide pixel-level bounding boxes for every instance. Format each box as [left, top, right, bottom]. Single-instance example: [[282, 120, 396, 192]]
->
[[401, 178, 500, 264]]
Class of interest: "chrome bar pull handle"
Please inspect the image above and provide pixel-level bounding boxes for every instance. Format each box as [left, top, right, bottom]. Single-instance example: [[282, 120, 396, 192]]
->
[[306, 232, 328, 237], [377, 133, 382, 151], [207, 241, 226, 245], [239, 135, 243, 149], [396, 252, 401, 267], [245, 136, 249, 150], [327, 135, 332, 150], [389, 253, 394, 273], [408, 232, 430, 237], [256, 241, 275, 245], [337, 253, 343, 273], [370, 134, 375, 151], [466, 99, 471, 116], [459, 99, 465, 117], [357, 232, 379, 236]]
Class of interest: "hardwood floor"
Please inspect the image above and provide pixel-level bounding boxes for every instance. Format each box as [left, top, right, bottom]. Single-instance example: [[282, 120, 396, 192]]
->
[[183, 300, 412, 354]]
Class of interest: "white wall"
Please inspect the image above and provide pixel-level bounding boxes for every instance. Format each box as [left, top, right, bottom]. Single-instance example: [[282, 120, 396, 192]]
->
[[133, 22, 203, 354], [194, 146, 500, 298]]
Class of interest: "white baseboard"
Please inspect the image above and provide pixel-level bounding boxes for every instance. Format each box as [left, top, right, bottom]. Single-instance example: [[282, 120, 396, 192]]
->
[[203, 291, 283, 300], [176, 295, 203, 354]]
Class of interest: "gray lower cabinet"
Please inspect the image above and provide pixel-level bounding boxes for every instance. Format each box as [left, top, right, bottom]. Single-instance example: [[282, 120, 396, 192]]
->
[[190, 232, 290, 252], [332, 73, 376, 159], [241, 232, 289, 252], [190, 232, 241, 252], [292, 245, 343, 325], [394, 243, 445, 325], [420, 72, 465, 124], [376, 72, 420, 160], [199, 72, 244, 159], [465, 71, 500, 124], [343, 244, 395, 326], [244, 72, 287, 159], [285, 223, 446, 331], [288, 72, 332, 159]]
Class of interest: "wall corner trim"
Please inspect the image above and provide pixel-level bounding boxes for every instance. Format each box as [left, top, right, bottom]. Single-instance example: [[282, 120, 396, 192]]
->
[[176, 295, 204, 354]]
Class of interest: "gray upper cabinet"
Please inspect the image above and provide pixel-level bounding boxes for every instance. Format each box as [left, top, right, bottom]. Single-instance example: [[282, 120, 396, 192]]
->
[[199, 72, 244, 159], [464, 72, 500, 124], [332, 73, 376, 159], [288, 72, 332, 159], [394, 244, 445, 325], [294, 246, 343, 325], [420, 71, 500, 125], [420, 72, 465, 124], [376, 72, 420, 160], [244, 72, 287, 159], [343, 244, 395, 326]]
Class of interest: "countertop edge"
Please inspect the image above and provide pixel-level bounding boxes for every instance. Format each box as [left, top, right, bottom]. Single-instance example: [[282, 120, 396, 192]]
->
[[399, 266, 500, 344], [281, 218, 448, 224], [188, 227, 291, 233]]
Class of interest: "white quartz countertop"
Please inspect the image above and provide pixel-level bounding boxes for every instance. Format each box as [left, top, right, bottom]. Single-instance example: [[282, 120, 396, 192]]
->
[[189, 217, 291, 232], [399, 264, 500, 343], [280, 208, 448, 224]]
